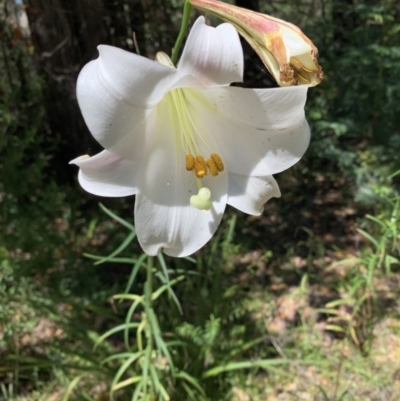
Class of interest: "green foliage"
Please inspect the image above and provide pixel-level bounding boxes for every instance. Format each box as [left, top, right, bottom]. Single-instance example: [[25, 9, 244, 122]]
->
[[305, 0, 400, 204], [80, 207, 276, 401]]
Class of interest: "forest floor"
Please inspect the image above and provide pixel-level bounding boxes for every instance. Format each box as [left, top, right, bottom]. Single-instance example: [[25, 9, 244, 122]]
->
[[1, 174, 400, 401]]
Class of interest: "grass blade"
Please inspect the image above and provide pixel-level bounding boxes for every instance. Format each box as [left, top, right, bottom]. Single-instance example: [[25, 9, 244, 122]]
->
[[124, 253, 148, 294], [99, 202, 136, 232], [94, 323, 140, 350]]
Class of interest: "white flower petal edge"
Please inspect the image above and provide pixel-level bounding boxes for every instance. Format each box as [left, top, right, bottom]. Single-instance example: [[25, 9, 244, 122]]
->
[[214, 119, 310, 176], [93, 46, 201, 108], [134, 100, 228, 257], [178, 16, 243, 86], [77, 60, 151, 160], [188, 87, 310, 176], [227, 174, 281, 216], [201, 85, 308, 129], [70, 151, 137, 197]]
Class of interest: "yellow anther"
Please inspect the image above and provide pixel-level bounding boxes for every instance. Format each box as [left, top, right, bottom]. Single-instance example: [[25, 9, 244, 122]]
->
[[290, 57, 316, 74], [195, 165, 206, 178], [210, 153, 224, 172], [290, 57, 304, 71], [296, 70, 311, 84], [206, 158, 218, 176], [196, 155, 207, 168], [195, 155, 207, 178], [186, 154, 195, 171]]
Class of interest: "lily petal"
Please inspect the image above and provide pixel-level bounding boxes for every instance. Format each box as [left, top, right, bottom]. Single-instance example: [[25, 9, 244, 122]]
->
[[220, 119, 310, 176], [188, 89, 310, 176], [134, 98, 228, 257], [200, 85, 308, 129], [178, 16, 243, 86], [227, 174, 280, 215], [77, 60, 151, 160], [70, 151, 137, 197], [94, 45, 201, 108]]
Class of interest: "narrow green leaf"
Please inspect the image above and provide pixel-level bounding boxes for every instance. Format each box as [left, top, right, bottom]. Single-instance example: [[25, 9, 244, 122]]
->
[[102, 351, 144, 365], [181, 382, 198, 401], [94, 323, 140, 350], [224, 213, 237, 245], [125, 298, 145, 349], [227, 337, 265, 360], [62, 374, 88, 401], [314, 308, 341, 315], [157, 253, 183, 314], [365, 214, 387, 229], [124, 253, 148, 294], [113, 294, 143, 302], [137, 319, 146, 351], [84, 254, 139, 265], [148, 309, 174, 370], [317, 386, 331, 401], [388, 169, 400, 179], [131, 379, 144, 401], [325, 298, 355, 308], [81, 391, 97, 401], [151, 276, 185, 304], [357, 228, 379, 249], [175, 371, 206, 396], [183, 256, 197, 264], [93, 231, 136, 265], [155, 272, 183, 314], [203, 359, 289, 378], [325, 324, 346, 333], [149, 365, 170, 400], [338, 389, 349, 401], [110, 355, 142, 400], [141, 344, 152, 398], [111, 376, 142, 392], [99, 202, 136, 231]]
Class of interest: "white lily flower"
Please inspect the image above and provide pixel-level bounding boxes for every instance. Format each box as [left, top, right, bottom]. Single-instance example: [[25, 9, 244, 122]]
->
[[70, 17, 310, 257]]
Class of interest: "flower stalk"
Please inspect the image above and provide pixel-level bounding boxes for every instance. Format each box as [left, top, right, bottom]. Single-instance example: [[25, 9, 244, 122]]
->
[[171, 1, 193, 64], [143, 255, 155, 397]]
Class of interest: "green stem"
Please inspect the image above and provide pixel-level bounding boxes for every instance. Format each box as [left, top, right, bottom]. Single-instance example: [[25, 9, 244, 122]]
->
[[143, 255, 154, 396], [171, 0, 193, 65], [145, 255, 154, 346]]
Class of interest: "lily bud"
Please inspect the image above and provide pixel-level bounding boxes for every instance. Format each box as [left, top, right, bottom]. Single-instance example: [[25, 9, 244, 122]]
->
[[189, 0, 323, 86]]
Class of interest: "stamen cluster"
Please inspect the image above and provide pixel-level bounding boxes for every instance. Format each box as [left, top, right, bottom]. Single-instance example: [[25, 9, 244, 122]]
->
[[186, 153, 224, 178]]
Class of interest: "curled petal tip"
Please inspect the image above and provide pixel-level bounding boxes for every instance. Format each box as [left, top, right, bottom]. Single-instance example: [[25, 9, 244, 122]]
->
[[69, 154, 91, 165]]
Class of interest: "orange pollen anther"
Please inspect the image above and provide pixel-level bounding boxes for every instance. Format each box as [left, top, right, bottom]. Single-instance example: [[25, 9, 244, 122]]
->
[[186, 154, 195, 171], [195, 155, 207, 178], [210, 153, 224, 172], [206, 158, 218, 176], [186, 153, 224, 179]]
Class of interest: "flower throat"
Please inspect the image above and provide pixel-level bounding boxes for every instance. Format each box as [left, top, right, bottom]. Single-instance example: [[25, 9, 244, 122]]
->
[[166, 87, 224, 210]]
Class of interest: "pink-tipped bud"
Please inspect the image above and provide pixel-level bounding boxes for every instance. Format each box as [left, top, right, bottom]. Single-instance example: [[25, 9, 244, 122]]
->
[[190, 0, 323, 86]]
